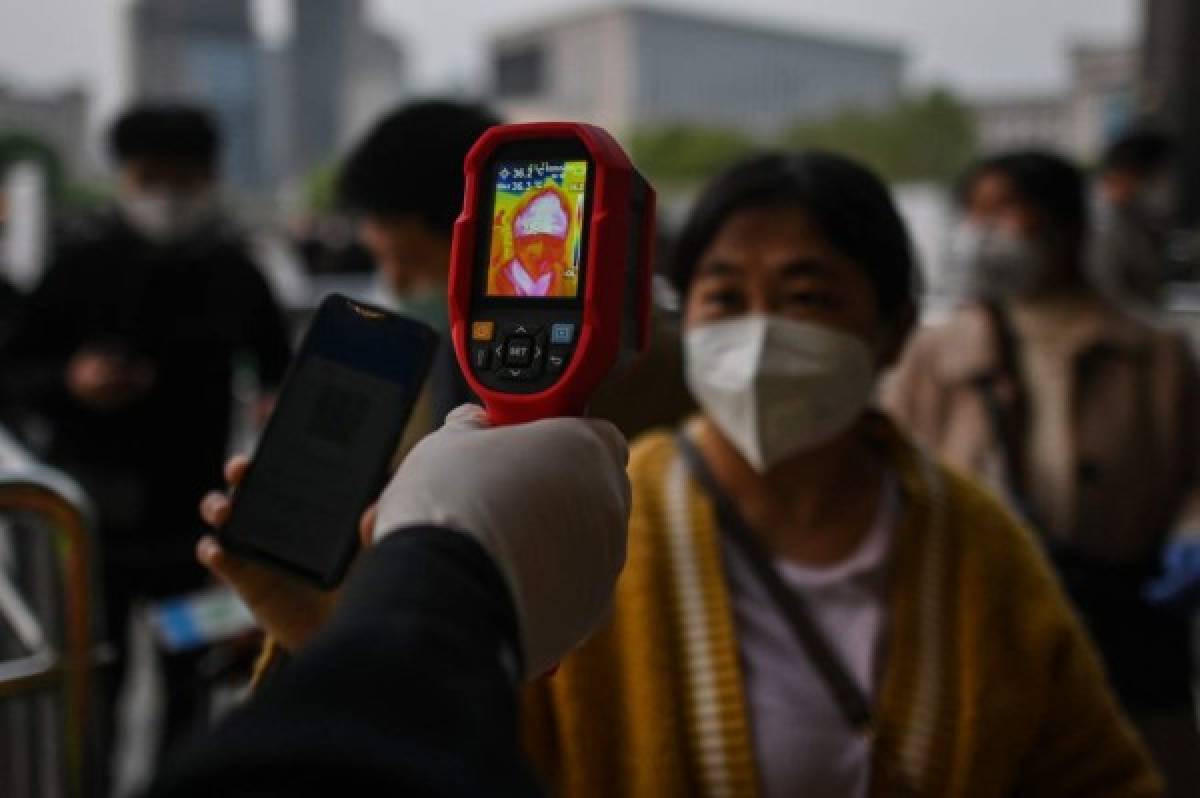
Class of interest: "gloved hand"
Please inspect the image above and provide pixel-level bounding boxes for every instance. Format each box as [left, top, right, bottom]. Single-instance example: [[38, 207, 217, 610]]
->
[[374, 404, 631, 678], [1143, 538, 1200, 612]]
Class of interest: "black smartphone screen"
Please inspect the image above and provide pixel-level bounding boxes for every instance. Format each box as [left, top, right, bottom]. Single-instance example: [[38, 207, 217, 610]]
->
[[221, 294, 439, 587]]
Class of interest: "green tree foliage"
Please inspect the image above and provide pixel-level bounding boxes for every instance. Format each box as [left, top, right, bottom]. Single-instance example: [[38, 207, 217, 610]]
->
[[631, 125, 754, 187], [61, 179, 113, 211], [303, 160, 339, 212], [0, 130, 64, 198], [0, 131, 114, 210], [781, 88, 977, 183], [630, 88, 977, 189]]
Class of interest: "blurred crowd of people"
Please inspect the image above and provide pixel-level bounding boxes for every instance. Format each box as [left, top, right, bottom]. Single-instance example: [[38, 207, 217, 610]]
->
[[0, 94, 1198, 797]]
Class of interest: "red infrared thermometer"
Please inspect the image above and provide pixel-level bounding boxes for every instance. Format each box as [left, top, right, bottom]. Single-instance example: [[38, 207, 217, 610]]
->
[[448, 122, 656, 425]]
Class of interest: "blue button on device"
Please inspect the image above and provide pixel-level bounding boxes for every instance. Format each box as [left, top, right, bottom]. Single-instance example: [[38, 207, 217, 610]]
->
[[550, 323, 575, 344]]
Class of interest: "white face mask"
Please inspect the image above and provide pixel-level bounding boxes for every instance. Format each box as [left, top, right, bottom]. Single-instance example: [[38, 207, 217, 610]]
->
[[946, 221, 1044, 299], [685, 314, 876, 472], [119, 188, 216, 244]]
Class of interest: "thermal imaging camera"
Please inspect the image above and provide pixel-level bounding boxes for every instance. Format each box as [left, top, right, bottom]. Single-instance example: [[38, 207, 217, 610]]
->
[[448, 122, 656, 425]]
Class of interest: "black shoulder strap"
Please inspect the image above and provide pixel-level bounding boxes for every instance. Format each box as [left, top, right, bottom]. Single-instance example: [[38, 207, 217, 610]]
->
[[973, 302, 1038, 527], [674, 433, 874, 735]]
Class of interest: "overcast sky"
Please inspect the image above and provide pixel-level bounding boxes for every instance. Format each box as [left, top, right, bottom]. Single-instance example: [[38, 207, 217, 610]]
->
[[0, 0, 1139, 127]]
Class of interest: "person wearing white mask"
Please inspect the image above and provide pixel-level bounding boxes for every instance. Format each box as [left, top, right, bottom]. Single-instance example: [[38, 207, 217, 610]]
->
[[335, 101, 499, 456], [521, 152, 1158, 797], [885, 150, 1200, 795]]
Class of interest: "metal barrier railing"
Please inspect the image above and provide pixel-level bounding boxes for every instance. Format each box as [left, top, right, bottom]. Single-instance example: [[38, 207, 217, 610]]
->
[[0, 426, 96, 797]]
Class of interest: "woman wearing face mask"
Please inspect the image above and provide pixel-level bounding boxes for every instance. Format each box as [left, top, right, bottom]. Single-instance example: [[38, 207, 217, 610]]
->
[[522, 152, 1158, 797], [884, 151, 1200, 795]]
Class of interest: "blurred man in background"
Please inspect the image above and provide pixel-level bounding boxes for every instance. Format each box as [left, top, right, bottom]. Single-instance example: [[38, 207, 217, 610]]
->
[[236, 100, 501, 683], [885, 150, 1200, 795], [1091, 128, 1176, 312], [336, 99, 497, 451], [0, 103, 292, 789]]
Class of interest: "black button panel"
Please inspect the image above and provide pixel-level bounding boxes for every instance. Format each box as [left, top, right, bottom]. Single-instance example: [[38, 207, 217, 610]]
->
[[467, 314, 581, 394]]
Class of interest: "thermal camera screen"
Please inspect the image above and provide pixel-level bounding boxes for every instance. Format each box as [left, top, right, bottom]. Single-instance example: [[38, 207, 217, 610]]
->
[[486, 159, 588, 299]]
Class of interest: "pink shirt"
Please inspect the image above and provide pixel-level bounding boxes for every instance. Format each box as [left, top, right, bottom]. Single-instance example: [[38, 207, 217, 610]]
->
[[722, 471, 899, 798]]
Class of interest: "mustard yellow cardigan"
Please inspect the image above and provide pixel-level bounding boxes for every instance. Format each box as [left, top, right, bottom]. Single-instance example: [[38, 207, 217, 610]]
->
[[522, 414, 1161, 797]]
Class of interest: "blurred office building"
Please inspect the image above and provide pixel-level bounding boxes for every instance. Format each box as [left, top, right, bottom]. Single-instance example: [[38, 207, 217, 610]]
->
[[289, 0, 406, 179], [1143, 0, 1200, 230], [0, 83, 89, 178], [491, 4, 904, 137], [127, 0, 406, 195], [971, 43, 1138, 162], [129, 0, 266, 189], [0, 84, 88, 293]]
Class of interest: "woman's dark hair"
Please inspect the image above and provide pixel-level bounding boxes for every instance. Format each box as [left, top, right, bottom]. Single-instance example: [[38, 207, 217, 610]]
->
[[957, 150, 1088, 238], [338, 100, 500, 235], [108, 104, 220, 168], [669, 151, 918, 320]]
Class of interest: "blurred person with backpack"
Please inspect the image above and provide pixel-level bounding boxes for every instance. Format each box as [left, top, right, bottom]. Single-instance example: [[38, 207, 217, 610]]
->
[[884, 150, 1200, 795]]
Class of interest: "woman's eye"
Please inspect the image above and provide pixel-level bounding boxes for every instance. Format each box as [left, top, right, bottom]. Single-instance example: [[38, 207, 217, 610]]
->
[[704, 290, 744, 308], [786, 291, 836, 309]]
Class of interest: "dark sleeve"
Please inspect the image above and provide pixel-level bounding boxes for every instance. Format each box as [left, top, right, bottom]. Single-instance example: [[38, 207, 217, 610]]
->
[[238, 258, 292, 390], [429, 340, 478, 423], [0, 251, 85, 409], [145, 527, 541, 798]]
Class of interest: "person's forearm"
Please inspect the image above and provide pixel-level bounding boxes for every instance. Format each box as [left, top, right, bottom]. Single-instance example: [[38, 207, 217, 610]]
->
[[146, 528, 539, 797]]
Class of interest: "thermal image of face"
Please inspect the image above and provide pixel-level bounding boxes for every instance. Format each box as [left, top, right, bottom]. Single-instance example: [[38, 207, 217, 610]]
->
[[487, 160, 586, 298], [508, 189, 569, 296]]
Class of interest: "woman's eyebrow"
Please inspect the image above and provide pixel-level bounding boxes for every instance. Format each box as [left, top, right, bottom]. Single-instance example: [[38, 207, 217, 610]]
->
[[777, 258, 831, 278], [695, 260, 743, 278]]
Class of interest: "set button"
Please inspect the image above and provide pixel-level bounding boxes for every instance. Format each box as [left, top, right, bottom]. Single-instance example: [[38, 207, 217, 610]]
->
[[504, 336, 534, 367]]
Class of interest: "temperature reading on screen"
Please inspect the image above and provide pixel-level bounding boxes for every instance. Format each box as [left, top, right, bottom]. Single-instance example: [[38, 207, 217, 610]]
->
[[487, 159, 588, 299]]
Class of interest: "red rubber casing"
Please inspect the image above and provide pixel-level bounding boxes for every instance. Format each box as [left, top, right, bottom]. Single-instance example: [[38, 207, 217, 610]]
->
[[449, 122, 655, 425]]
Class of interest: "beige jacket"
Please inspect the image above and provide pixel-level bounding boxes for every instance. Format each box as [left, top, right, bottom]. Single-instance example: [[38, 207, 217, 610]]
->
[[882, 300, 1200, 563]]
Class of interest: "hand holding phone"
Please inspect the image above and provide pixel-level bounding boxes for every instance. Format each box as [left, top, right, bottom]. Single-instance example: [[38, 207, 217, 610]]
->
[[196, 454, 365, 650], [218, 295, 439, 587]]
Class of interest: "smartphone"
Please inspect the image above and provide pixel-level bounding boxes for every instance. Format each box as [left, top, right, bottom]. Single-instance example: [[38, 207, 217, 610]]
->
[[220, 294, 439, 587]]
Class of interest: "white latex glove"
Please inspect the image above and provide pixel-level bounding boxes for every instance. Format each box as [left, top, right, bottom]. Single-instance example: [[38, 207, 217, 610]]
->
[[373, 404, 631, 678]]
